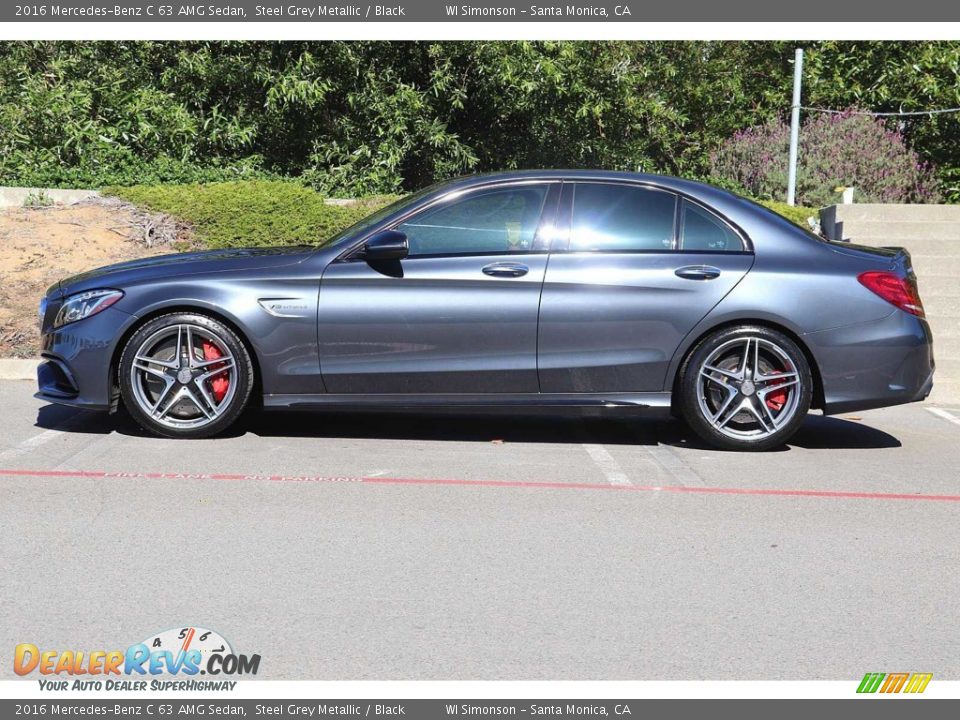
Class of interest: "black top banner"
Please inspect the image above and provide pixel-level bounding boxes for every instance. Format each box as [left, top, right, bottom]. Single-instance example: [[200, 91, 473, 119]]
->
[[5, 0, 957, 21], [2, 700, 960, 719]]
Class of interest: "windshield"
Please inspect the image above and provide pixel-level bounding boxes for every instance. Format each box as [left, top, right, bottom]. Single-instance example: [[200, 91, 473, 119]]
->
[[321, 181, 447, 248]]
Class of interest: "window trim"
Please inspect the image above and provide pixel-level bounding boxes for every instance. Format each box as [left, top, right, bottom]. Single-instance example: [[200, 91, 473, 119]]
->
[[338, 179, 562, 262], [555, 180, 753, 255]]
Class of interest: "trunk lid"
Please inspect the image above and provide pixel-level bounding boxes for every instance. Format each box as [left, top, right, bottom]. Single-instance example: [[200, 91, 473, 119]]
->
[[826, 240, 915, 277]]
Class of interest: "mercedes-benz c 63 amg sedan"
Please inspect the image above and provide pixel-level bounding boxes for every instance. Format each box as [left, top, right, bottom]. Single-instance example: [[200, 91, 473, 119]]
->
[[35, 171, 934, 450]]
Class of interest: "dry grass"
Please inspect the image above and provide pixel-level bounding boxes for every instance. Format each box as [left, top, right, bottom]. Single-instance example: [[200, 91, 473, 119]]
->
[[0, 199, 184, 358]]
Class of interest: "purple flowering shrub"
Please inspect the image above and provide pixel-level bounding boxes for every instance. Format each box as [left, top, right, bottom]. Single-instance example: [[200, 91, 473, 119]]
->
[[710, 111, 941, 207]]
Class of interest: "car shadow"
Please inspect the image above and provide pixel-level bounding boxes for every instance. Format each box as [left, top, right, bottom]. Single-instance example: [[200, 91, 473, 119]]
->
[[35, 403, 148, 437], [35, 404, 902, 451], [786, 413, 903, 450], [657, 412, 902, 452], [241, 408, 902, 451], [239, 409, 663, 445]]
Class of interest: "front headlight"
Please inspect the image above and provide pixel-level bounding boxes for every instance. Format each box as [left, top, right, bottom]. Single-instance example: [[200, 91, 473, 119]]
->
[[53, 289, 124, 328]]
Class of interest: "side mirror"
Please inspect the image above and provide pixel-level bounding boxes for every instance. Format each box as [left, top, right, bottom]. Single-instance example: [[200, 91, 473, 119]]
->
[[363, 230, 408, 261]]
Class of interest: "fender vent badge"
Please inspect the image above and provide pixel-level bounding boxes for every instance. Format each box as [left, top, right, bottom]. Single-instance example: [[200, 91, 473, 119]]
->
[[258, 298, 311, 318]]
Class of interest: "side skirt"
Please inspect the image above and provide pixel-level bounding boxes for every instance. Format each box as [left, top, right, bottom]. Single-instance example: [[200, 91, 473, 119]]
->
[[263, 391, 673, 415]]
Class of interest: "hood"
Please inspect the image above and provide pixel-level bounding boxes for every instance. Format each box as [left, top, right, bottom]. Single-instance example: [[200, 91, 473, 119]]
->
[[52, 245, 317, 298]]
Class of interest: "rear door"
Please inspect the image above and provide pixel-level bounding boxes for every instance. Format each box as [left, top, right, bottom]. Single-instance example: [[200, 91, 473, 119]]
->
[[318, 181, 559, 394], [538, 182, 754, 393]]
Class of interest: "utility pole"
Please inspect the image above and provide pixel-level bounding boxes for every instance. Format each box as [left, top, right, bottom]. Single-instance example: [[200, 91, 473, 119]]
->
[[786, 48, 804, 206]]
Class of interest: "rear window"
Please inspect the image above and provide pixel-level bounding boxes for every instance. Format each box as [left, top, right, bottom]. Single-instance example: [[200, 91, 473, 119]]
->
[[680, 200, 745, 252]]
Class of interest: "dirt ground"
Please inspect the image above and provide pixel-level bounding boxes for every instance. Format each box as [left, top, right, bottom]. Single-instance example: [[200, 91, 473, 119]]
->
[[0, 201, 172, 357]]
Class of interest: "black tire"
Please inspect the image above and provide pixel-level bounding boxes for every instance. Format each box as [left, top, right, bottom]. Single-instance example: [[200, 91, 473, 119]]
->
[[678, 325, 813, 451], [118, 312, 254, 439]]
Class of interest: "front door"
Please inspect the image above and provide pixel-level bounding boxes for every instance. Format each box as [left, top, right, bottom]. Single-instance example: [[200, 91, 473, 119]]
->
[[319, 182, 558, 394]]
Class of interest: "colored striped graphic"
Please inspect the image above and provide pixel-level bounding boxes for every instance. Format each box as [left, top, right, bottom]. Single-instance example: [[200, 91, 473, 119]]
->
[[880, 673, 910, 693], [904, 673, 934, 693], [857, 673, 885, 693], [857, 672, 932, 694]]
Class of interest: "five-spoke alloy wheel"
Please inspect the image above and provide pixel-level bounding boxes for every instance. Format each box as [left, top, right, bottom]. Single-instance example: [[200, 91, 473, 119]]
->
[[679, 326, 813, 451], [119, 313, 254, 438]]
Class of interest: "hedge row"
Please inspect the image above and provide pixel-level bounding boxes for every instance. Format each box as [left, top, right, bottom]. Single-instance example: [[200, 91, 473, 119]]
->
[[105, 180, 818, 250], [105, 181, 398, 249]]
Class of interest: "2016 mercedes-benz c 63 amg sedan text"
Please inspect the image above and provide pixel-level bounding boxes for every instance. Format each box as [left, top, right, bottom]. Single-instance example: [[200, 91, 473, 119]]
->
[[35, 171, 934, 450]]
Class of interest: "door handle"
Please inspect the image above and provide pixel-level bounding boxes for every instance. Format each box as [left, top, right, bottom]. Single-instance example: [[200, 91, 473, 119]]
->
[[675, 265, 721, 281], [482, 262, 529, 278]]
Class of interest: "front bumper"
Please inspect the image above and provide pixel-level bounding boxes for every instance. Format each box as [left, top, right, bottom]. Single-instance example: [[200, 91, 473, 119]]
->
[[806, 309, 935, 415], [34, 306, 135, 412]]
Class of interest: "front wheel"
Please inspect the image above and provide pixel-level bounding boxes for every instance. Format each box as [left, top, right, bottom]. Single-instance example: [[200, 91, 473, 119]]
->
[[118, 313, 254, 439], [678, 326, 813, 451]]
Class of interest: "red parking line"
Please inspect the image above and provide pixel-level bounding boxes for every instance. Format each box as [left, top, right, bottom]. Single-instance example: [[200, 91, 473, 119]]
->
[[0, 467, 959, 502]]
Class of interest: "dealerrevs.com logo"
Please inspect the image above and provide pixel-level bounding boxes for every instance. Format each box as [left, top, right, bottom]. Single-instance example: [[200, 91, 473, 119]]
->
[[14, 626, 260, 691]]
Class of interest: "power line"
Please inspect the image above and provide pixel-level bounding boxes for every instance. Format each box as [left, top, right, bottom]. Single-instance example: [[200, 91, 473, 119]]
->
[[801, 105, 960, 117]]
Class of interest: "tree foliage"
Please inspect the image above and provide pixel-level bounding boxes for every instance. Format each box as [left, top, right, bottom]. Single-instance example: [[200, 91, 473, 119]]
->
[[1, 41, 959, 198]]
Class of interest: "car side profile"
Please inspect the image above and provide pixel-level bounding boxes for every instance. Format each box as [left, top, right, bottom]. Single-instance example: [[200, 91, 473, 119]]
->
[[36, 171, 934, 450]]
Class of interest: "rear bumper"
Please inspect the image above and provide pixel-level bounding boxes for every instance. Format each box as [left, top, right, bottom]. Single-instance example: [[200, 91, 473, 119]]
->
[[806, 310, 934, 415]]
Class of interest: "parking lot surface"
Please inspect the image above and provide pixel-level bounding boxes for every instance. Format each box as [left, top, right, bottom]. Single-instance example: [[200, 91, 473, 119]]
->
[[1, 378, 959, 680]]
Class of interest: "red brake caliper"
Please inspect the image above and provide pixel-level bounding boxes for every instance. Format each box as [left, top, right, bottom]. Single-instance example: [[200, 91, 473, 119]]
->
[[765, 369, 788, 411], [201, 341, 230, 403]]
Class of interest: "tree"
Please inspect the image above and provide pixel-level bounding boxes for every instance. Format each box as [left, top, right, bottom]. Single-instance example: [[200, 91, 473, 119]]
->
[[0, 41, 958, 198]]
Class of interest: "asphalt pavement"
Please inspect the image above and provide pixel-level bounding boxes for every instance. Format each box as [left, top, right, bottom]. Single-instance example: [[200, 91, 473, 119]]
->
[[1, 378, 959, 680]]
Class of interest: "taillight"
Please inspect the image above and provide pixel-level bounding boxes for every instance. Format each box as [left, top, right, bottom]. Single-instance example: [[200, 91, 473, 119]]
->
[[857, 271, 925, 317]]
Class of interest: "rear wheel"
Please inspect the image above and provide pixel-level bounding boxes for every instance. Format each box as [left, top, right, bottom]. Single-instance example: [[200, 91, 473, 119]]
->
[[118, 313, 254, 438], [679, 326, 812, 451]]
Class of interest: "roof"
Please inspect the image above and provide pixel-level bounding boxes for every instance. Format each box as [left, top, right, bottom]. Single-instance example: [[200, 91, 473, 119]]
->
[[440, 169, 711, 192]]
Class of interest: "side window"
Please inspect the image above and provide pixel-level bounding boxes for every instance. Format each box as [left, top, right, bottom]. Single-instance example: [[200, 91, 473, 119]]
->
[[680, 200, 745, 252], [396, 185, 550, 257], [570, 184, 676, 251]]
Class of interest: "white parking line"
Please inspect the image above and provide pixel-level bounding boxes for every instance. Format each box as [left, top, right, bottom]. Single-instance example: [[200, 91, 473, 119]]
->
[[0, 427, 67, 463], [926, 407, 960, 427], [580, 442, 632, 486], [641, 442, 707, 487], [0, 411, 86, 463], [53, 430, 125, 471]]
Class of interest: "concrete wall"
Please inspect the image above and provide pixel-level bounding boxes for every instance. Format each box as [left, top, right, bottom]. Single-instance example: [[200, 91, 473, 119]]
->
[[0, 187, 100, 208], [821, 204, 960, 405]]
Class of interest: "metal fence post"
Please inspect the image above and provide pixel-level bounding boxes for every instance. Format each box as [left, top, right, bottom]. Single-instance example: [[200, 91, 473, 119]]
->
[[787, 48, 804, 206]]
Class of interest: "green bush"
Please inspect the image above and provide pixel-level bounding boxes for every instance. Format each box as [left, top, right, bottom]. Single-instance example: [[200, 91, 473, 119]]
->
[[694, 174, 820, 229], [22, 189, 54, 208], [15, 153, 276, 189], [757, 199, 819, 229], [104, 180, 398, 249]]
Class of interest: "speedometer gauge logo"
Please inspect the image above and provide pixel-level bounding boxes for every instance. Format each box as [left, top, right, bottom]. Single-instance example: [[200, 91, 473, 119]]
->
[[140, 627, 233, 670]]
